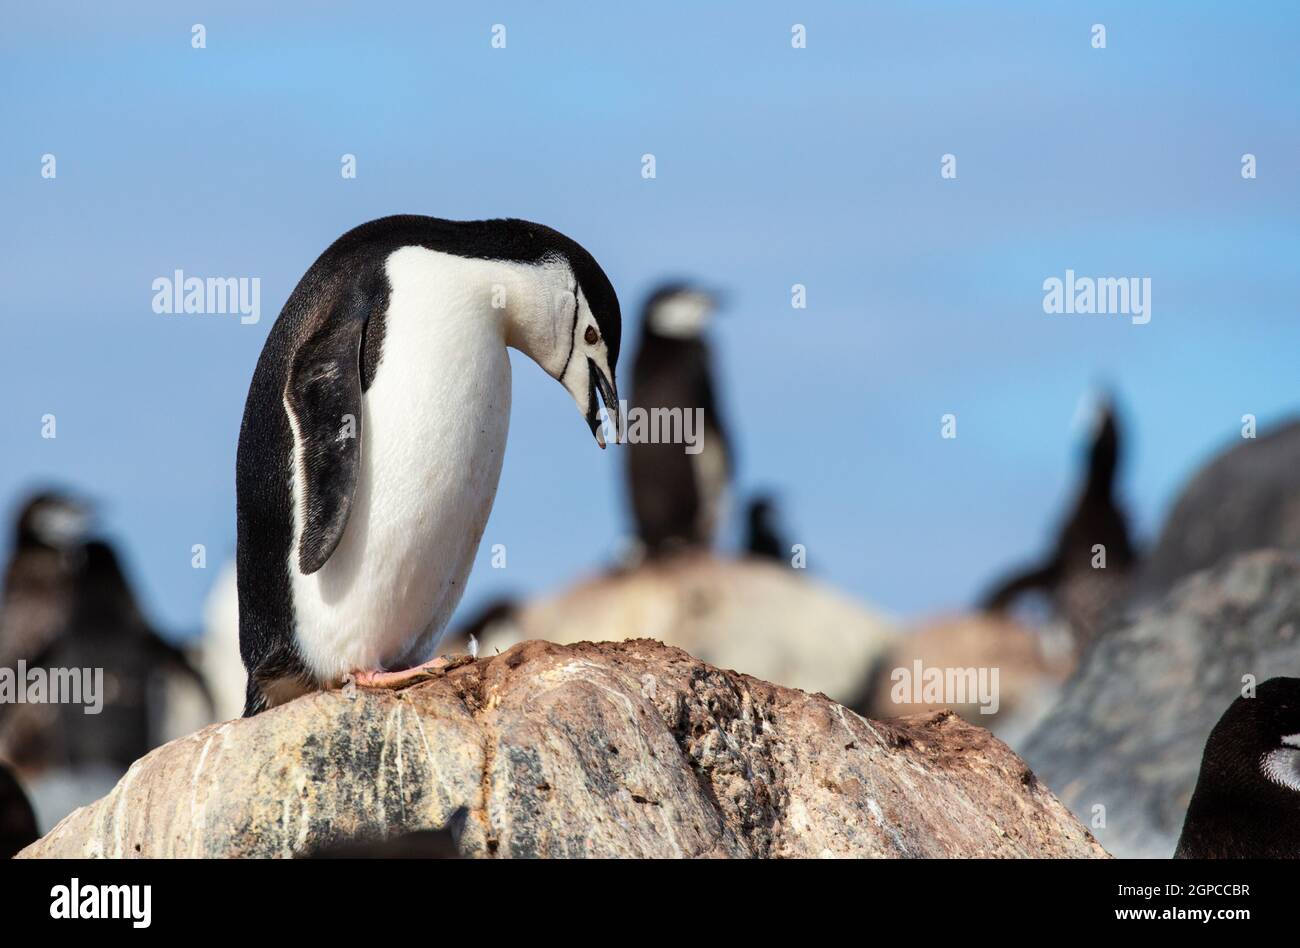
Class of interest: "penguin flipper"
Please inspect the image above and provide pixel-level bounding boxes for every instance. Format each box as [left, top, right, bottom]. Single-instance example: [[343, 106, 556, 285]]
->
[[979, 561, 1060, 612], [284, 289, 372, 575]]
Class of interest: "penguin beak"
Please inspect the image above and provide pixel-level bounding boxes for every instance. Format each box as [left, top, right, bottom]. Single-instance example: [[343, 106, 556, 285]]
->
[[586, 359, 619, 449]]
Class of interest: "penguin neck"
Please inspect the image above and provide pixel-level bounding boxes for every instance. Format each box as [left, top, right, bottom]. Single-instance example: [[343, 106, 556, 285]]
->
[[383, 244, 571, 377], [384, 246, 513, 346], [501, 263, 574, 380]]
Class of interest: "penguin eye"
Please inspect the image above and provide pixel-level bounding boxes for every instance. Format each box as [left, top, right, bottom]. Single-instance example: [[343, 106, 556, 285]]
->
[[584, 326, 599, 345]]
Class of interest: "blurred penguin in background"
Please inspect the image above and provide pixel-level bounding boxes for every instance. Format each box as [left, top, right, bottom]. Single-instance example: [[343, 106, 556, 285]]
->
[[626, 284, 733, 559], [195, 561, 249, 723], [0, 762, 38, 858], [1, 518, 213, 777], [745, 495, 790, 564], [0, 492, 91, 671], [0, 492, 91, 773], [980, 393, 1138, 654], [39, 540, 213, 770]]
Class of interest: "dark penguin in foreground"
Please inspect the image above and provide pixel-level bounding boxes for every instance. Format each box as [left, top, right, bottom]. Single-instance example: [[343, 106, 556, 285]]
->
[[625, 284, 732, 558], [237, 216, 621, 715], [0, 492, 90, 671], [745, 495, 789, 563], [1175, 678, 1300, 859], [980, 396, 1137, 652]]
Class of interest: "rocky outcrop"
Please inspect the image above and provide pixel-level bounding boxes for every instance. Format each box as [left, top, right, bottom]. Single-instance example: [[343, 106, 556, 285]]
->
[[1129, 419, 1300, 605], [22, 639, 1103, 859], [455, 555, 898, 705], [1022, 550, 1300, 858]]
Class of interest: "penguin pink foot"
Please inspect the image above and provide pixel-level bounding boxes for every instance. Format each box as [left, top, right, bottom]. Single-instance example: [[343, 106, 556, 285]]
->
[[341, 655, 474, 695]]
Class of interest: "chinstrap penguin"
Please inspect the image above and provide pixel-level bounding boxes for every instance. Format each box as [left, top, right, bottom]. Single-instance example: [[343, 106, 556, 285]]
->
[[237, 215, 621, 715], [980, 395, 1137, 653], [1175, 678, 1300, 858], [625, 283, 732, 559]]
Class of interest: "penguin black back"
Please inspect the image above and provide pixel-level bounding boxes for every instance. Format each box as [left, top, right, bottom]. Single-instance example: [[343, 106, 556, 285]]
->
[[1175, 678, 1300, 858]]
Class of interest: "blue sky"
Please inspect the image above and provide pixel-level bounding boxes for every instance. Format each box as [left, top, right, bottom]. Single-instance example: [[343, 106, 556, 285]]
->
[[2, 2, 1298, 637]]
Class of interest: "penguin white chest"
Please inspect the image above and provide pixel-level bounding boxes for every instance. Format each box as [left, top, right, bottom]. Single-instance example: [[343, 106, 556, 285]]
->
[[288, 248, 512, 683]]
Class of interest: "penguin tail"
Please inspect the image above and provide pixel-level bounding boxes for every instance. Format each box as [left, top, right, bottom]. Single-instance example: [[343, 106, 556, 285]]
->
[[242, 676, 269, 717]]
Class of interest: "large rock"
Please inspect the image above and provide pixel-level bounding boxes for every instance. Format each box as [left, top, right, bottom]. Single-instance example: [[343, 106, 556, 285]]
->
[[458, 555, 898, 705], [22, 639, 1103, 858], [1021, 550, 1300, 858], [1130, 419, 1300, 605]]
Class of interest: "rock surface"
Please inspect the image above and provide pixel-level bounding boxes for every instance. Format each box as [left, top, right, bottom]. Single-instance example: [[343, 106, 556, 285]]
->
[[457, 555, 898, 705], [22, 639, 1104, 859], [1129, 419, 1300, 606], [1022, 550, 1300, 858]]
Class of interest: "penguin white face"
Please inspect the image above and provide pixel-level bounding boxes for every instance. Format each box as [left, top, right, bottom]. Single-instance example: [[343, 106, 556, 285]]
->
[[493, 246, 621, 448], [647, 289, 716, 339], [21, 495, 91, 550], [558, 285, 620, 447], [1261, 732, 1300, 793]]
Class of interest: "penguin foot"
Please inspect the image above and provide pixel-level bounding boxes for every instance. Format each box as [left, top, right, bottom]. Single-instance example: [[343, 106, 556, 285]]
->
[[343, 655, 472, 693]]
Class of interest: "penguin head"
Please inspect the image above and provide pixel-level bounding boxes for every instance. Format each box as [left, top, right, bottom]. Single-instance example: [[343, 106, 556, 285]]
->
[[1087, 401, 1120, 487], [1202, 678, 1300, 796], [1177, 677, 1300, 857], [1253, 678, 1300, 794], [642, 283, 720, 340], [554, 265, 621, 449], [329, 216, 623, 450], [494, 223, 622, 448], [14, 491, 92, 551], [1070, 388, 1121, 493]]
